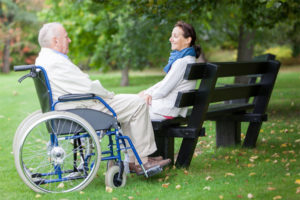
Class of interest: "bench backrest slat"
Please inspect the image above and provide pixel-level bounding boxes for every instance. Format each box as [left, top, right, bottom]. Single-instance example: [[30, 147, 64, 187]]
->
[[213, 62, 269, 77], [211, 84, 262, 102]]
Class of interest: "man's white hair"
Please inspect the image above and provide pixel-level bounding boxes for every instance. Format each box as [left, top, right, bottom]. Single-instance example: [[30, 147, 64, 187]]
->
[[38, 22, 63, 47]]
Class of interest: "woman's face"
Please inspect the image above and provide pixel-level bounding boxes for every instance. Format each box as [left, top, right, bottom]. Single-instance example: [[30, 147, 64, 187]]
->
[[169, 26, 191, 51]]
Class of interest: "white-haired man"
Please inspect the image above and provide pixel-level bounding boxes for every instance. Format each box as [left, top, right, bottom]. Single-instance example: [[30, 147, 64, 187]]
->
[[35, 22, 170, 175]]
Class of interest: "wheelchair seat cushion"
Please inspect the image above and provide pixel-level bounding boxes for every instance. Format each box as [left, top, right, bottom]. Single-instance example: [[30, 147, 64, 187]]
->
[[65, 108, 118, 130]]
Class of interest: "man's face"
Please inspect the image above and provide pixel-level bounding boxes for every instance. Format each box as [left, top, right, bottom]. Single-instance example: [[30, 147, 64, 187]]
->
[[54, 25, 71, 54]]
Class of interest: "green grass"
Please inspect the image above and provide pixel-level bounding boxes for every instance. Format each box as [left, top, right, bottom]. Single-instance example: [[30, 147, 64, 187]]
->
[[0, 68, 299, 200]]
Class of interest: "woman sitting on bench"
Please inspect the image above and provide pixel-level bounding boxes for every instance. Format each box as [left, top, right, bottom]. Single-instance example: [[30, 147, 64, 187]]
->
[[139, 21, 205, 120]]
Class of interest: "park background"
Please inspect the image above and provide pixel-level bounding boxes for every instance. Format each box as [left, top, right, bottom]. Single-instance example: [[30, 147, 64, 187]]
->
[[0, 0, 300, 199]]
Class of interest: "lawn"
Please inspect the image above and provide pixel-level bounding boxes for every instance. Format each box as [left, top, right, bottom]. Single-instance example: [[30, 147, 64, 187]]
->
[[0, 67, 299, 200]]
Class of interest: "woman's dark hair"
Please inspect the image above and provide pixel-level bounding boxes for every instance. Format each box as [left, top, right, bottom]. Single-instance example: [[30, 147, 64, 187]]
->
[[175, 21, 201, 58]]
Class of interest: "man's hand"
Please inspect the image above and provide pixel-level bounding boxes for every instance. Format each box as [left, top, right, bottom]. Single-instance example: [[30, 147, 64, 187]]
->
[[138, 91, 152, 105]]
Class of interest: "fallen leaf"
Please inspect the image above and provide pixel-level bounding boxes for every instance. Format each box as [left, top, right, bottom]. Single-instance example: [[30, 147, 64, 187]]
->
[[184, 170, 189, 175], [175, 185, 181, 189], [289, 150, 295, 154], [280, 143, 287, 148], [295, 179, 300, 185], [247, 193, 254, 199], [247, 163, 255, 167], [249, 172, 256, 176], [219, 195, 224, 199], [162, 183, 170, 188], [106, 186, 113, 193], [273, 196, 282, 200], [205, 176, 213, 181], [35, 194, 41, 198], [158, 178, 163, 182], [272, 153, 280, 158], [296, 187, 300, 194], [12, 91, 18, 96], [112, 198, 118, 200], [268, 187, 276, 191], [79, 191, 84, 194], [203, 186, 211, 190], [295, 139, 300, 143], [57, 183, 64, 188], [164, 176, 169, 181], [128, 196, 134, 200], [237, 194, 243, 198], [225, 172, 235, 177]]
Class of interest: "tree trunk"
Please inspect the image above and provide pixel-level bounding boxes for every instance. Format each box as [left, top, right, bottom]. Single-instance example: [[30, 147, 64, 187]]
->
[[235, 25, 255, 84], [2, 38, 11, 73], [121, 65, 129, 86]]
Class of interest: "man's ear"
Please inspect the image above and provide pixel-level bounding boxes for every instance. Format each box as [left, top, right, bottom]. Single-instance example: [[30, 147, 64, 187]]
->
[[50, 37, 58, 49]]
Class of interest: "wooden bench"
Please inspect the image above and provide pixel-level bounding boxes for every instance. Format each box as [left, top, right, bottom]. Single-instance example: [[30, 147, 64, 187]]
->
[[151, 57, 280, 168]]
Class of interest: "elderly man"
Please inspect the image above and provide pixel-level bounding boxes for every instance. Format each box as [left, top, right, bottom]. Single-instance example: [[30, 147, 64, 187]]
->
[[35, 22, 170, 174]]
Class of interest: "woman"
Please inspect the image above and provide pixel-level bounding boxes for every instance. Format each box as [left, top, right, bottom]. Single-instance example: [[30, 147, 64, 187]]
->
[[139, 21, 204, 120]]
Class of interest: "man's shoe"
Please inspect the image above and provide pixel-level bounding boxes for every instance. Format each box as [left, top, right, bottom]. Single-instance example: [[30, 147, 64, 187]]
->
[[148, 156, 163, 161], [131, 158, 171, 175], [128, 156, 164, 172]]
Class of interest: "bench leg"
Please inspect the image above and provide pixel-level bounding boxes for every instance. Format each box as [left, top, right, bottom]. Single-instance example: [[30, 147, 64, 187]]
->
[[153, 136, 174, 165], [216, 120, 241, 147], [243, 122, 262, 148], [176, 138, 198, 168]]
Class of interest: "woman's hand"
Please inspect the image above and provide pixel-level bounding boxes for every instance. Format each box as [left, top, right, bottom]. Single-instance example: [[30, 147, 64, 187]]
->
[[138, 91, 152, 105], [143, 94, 152, 105]]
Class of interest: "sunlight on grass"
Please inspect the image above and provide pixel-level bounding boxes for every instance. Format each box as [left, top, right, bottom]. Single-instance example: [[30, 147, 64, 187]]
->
[[0, 68, 299, 199]]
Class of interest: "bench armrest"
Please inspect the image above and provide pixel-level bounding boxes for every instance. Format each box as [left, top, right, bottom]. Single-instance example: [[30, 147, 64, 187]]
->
[[58, 93, 95, 102]]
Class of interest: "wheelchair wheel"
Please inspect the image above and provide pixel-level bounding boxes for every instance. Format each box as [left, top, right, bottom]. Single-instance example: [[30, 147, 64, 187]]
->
[[14, 111, 101, 193], [13, 110, 42, 155], [105, 165, 126, 188], [106, 160, 116, 171]]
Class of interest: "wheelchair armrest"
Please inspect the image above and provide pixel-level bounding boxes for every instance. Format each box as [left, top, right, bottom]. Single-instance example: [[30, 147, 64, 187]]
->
[[55, 93, 117, 118], [58, 93, 95, 102]]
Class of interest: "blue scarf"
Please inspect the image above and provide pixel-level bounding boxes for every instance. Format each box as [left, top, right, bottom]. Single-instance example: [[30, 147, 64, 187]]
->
[[163, 47, 196, 73]]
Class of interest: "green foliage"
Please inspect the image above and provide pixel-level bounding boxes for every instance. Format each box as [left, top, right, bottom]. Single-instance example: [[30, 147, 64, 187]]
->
[[0, 0, 41, 69], [264, 45, 292, 60], [38, 0, 172, 71]]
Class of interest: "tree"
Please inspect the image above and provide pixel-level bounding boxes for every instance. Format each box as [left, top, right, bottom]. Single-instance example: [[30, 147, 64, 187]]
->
[[39, 0, 170, 86], [0, 0, 40, 73]]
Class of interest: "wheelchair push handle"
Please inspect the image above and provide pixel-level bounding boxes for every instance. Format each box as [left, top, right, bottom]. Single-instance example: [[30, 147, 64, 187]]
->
[[14, 65, 37, 83], [14, 65, 36, 72]]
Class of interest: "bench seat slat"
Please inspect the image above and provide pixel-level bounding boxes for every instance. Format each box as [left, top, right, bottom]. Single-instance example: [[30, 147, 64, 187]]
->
[[206, 113, 267, 122]]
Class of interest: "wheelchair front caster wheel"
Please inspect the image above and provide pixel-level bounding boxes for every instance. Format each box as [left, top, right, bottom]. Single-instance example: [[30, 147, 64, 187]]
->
[[106, 160, 116, 171], [105, 165, 126, 188]]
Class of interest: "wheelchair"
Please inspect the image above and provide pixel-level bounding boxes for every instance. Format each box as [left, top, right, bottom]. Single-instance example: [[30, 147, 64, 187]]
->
[[13, 65, 163, 193]]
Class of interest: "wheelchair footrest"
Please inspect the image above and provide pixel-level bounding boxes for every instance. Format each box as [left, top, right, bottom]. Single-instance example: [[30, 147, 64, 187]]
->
[[144, 165, 163, 177], [134, 165, 163, 177]]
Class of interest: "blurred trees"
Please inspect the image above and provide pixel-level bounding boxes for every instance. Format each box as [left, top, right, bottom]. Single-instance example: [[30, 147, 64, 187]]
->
[[0, 0, 42, 73], [39, 0, 170, 86], [1, 0, 299, 81]]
